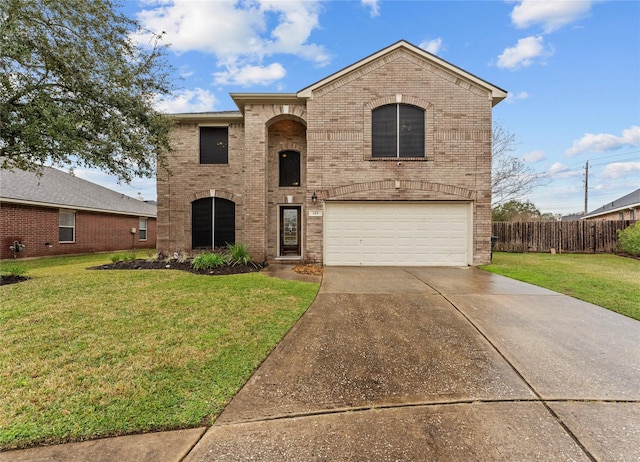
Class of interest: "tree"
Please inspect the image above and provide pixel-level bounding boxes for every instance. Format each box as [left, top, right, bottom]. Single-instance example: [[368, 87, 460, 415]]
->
[[492, 199, 558, 222], [0, 0, 174, 182], [491, 122, 542, 207]]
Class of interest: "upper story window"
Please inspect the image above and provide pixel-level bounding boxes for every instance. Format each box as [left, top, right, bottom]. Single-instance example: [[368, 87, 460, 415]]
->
[[279, 150, 301, 187], [372, 104, 425, 158], [139, 218, 148, 241], [59, 210, 75, 243], [200, 126, 228, 164]]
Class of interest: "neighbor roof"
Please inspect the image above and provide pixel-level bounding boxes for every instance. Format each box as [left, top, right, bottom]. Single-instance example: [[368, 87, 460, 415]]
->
[[0, 166, 156, 217], [297, 40, 508, 106], [582, 188, 640, 219]]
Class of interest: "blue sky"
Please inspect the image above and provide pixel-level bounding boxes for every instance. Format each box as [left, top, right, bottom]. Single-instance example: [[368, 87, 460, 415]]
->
[[78, 0, 639, 216]]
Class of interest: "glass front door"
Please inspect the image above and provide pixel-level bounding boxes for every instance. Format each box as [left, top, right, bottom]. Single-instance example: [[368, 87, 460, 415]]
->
[[280, 206, 301, 256]]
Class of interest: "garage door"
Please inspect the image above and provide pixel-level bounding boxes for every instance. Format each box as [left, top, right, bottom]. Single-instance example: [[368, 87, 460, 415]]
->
[[324, 201, 471, 266]]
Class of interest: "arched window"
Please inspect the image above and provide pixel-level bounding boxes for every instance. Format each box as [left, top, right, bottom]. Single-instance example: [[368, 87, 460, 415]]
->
[[279, 150, 301, 187], [372, 104, 425, 158], [191, 197, 235, 249]]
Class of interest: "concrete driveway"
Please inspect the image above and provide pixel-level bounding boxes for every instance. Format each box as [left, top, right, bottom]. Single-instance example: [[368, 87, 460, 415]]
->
[[187, 266, 640, 461], [4, 267, 639, 461]]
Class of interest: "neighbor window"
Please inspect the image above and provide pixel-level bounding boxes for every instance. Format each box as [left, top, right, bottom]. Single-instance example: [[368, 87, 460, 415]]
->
[[59, 210, 75, 242], [139, 218, 148, 241], [279, 150, 301, 187], [200, 126, 228, 164], [372, 104, 425, 158]]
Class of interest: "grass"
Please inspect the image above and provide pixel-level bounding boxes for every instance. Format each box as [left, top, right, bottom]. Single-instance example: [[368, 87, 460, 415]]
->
[[0, 253, 319, 450], [481, 252, 640, 321]]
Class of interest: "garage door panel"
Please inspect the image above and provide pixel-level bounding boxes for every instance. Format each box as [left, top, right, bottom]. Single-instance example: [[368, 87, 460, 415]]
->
[[325, 202, 470, 266]]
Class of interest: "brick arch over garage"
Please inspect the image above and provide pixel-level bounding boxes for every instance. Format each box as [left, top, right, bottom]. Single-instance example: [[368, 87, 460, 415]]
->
[[320, 180, 475, 200]]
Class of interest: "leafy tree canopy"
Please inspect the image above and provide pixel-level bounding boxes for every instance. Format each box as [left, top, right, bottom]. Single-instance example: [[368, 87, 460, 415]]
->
[[492, 199, 559, 222], [0, 0, 174, 182]]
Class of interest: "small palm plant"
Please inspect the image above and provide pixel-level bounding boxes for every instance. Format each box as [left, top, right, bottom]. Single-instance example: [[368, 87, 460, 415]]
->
[[227, 243, 251, 266], [192, 252, 228, 270]]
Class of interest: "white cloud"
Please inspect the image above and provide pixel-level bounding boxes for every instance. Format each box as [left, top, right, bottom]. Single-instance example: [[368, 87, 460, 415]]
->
[[73, 168, 157, 200], [505, 91, 529, 103], [511, 0, 593, 33], [565, 126, 640, 156], [522, 150, 545, 163], [361, 0, 380, 17], [419, 38, 444, 55], [497, 35, 553, 70], [136, 0, 329, 86], [214, 62, 286, 86], [549, 162, 581, 179], [600, 162, 640, 180], [154, 88, 217, 113]]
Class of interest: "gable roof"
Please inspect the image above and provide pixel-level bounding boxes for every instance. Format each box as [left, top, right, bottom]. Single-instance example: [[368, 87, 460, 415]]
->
[[0, 165, 156, 217], [582, 188, 640, 219], [297, 40, 508, 106]]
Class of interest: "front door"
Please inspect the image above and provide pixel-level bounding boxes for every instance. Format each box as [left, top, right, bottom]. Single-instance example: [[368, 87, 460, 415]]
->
[[280, 206, 301, 256]]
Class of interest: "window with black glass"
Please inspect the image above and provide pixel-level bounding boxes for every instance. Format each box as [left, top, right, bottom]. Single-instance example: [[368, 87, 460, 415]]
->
[[279, 150, 301, 187], [200, 126, 228, 164], [192, 197, 235, 249], [372, 104, 425, 158]]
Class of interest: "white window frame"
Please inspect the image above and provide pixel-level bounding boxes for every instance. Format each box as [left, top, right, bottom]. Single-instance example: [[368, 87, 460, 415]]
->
[[59, 209, 76, 243], [139, 218, 148, 241]]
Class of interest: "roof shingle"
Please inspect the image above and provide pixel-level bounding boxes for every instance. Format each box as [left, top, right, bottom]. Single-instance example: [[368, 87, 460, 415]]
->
[[0, 166, 156, 217]]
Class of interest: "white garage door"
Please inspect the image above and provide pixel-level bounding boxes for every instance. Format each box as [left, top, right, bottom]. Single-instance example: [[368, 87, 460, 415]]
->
[[324, 201, 471, 266]]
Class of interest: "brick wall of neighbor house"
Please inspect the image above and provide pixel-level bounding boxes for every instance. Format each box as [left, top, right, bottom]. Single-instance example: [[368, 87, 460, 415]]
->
[[157, 46, 496, 265], [0, 202, 156, 260], [584, 208, 639, 221]]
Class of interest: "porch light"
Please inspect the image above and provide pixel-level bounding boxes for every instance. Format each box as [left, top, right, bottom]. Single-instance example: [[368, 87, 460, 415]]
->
[[311, 191, 318, 204]]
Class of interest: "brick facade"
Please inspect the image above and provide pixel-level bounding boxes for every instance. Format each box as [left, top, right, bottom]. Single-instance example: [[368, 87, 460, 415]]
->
[[0, 202, 156, 260], [157, 42, 506, 265]]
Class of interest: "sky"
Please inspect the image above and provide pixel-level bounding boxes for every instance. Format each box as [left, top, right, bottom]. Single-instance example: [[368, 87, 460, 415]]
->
[[76, 0, 640, 216]]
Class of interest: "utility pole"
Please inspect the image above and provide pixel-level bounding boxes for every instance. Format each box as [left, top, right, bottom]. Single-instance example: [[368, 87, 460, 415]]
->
[[584, 161, 589, 214]]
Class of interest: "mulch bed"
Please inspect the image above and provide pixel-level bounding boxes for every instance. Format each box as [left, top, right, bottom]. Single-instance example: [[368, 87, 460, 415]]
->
[[0, 275, 30, 286], [292, 264, 324, 276], [90, 259, 263, 276]]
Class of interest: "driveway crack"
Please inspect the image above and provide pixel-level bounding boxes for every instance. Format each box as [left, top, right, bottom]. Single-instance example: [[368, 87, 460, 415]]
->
[[440, 291, 597, 462]]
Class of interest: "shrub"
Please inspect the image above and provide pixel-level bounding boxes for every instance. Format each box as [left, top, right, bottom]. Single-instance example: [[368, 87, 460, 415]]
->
[[1, 263, 28, 277], [192, 252, 228, 270], [227, 242, 251, 265], [110, 254, 122, 263], [617, 222, 640, 256]]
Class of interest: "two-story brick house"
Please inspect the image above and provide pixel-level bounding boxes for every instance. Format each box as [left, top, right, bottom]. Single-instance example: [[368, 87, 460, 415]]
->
[[157, 40, 507, 266]]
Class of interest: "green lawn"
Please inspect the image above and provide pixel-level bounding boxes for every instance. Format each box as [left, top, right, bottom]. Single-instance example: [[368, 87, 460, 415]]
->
[[481, 252, 640, 321], [0, 253, 319, 450]]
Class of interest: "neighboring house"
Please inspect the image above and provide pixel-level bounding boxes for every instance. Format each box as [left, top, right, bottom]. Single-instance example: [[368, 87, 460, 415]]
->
[[0, 165, 157, 260], [158, 40, 507, 266], [562, 214, 585, 221], [582, 189, 640, 221]]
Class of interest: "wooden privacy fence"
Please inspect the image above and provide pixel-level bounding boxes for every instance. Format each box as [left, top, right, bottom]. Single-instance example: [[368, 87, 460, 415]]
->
[[492, 220, 636, 253]]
